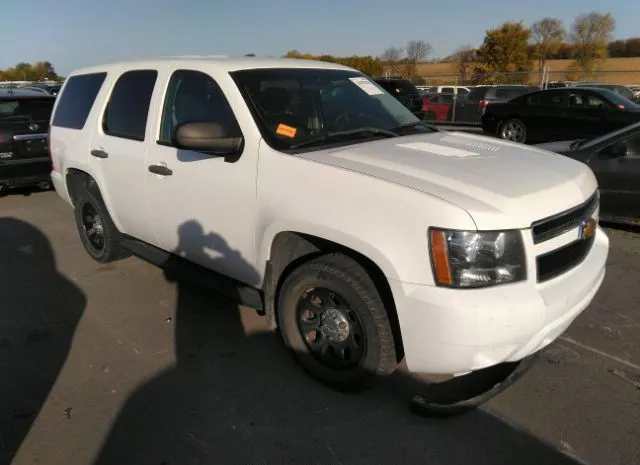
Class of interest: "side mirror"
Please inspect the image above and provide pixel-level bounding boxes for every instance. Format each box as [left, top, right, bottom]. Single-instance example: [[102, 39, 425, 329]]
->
[[173, 121, 243, 156]]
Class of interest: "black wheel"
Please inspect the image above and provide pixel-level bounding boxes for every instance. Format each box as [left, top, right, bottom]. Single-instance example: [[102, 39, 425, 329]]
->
[[74, 187, 125, 263], [499, 118, 527, 143], [277, 253, 398, 391]]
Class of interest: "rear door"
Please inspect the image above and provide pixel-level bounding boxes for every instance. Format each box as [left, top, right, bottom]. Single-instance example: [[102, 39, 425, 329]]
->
[[432, 94, 454, 121], [523, 90, 568, 141], [89, 67, 161, 244], [564, 90, 612, 138], [0, 97, 54, 162]]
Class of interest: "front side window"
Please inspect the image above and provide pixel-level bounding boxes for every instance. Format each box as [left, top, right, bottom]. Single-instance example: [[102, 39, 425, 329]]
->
[[230, 68, 433, 152], [103, 70, 157, 141], [159, 70, 241, 145]]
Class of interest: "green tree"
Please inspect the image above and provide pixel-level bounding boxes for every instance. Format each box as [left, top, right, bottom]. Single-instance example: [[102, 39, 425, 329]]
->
[[570, 12, 615, 75], [531, 17, 565, 81], [477, 21, 532, 83]]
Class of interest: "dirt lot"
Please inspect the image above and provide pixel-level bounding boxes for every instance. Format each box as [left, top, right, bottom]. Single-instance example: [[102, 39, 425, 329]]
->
[[1, 190, 639, 465]]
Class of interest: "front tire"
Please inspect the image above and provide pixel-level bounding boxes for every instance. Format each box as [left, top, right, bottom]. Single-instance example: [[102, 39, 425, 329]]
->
[[499, 118, 527, 143], [74, 187, 125, 263], [277, 253, 398, 391]]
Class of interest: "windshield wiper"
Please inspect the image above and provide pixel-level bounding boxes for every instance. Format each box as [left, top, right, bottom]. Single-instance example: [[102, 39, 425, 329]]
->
[[392, 121, 438, 132], [570, 138, 586, 150], [290, 127, 398, 149]]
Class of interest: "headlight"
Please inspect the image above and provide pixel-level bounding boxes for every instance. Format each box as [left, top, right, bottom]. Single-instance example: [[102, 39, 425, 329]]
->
[[429, 228, 526, 288]]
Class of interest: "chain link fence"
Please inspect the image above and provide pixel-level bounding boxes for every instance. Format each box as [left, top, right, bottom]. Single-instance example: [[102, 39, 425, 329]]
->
[[415, 70, 640, 125]]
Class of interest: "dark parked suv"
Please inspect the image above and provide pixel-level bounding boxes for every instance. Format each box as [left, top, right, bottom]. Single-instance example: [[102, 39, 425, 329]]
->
[[374, 77, 424, 119], [0, 89, 56, 192], [455, 85, 538, 124]]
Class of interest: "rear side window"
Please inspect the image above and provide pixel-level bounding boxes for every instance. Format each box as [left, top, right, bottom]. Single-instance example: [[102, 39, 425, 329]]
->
[[103, 70, 157, 141], [52, 72, 106, 129], [527, 91, 566, 106]]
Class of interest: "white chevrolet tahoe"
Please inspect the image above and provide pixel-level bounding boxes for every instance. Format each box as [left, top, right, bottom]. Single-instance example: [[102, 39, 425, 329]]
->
[[49, 57, 608, 412]]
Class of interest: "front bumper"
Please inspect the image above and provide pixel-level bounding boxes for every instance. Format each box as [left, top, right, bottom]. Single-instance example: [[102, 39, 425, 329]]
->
[[0, 158, 51, 188], [391, 227, 609, 374]]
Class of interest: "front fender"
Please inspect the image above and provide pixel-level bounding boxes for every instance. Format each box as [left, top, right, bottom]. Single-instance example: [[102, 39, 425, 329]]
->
[[257, 219, 401, 288]]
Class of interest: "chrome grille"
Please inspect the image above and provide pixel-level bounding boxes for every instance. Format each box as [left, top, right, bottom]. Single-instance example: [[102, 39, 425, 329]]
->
[[531, 191, 599, 244]]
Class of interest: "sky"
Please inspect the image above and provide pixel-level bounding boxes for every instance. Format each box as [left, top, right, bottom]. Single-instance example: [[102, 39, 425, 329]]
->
[[1, 0, 638, 76]]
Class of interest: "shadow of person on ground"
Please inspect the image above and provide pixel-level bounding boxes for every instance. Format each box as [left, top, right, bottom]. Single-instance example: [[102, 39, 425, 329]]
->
[[94, 220, 581, 465], [0, 218, 86, 464]]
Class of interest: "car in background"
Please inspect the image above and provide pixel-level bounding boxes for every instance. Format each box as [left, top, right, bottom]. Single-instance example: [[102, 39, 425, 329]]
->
[[535, 121, 640, 225], [18, 86, 53, 96], [373, 77, 423, 119], [0, 88, 55, 192], [454, 85, 538, 124], [482, 87, 640, 144], [421, 93, 455, 121], [423, 85, 470, 98]]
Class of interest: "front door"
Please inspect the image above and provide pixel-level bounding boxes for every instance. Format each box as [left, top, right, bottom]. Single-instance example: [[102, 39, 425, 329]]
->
[[589, 133, 640, 221], [144, 68, 260, 286]]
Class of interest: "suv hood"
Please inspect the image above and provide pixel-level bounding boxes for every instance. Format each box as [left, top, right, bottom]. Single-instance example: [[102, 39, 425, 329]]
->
[[301, 131, 597, 230]]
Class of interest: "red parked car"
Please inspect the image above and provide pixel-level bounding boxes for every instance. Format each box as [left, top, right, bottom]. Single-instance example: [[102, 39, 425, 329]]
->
[[421, 93, 455, 121]]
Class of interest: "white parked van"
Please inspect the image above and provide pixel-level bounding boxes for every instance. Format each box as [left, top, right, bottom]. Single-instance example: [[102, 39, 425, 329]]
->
[[49, 57, 608, 413]]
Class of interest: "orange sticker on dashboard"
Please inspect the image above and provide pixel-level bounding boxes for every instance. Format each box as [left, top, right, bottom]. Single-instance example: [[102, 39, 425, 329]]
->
[[276, 123, 297, 138]]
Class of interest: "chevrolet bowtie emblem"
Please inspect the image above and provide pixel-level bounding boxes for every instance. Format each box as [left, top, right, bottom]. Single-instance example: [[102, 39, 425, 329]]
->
[[578, 217, 596, 240]]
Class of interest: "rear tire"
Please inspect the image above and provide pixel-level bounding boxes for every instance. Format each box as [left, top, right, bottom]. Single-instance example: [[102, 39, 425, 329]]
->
[[277, 253, 398, 392], [74, 186, 126, 263], [499, 118, 527, 143]]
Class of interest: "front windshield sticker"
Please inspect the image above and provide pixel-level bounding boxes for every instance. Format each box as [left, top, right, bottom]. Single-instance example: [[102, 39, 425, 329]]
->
[[276, 123, 297, 138], [349, 77, 384, 96]]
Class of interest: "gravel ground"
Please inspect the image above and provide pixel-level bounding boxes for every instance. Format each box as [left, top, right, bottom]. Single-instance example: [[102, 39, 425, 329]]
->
[[0, 190, 638, 465]]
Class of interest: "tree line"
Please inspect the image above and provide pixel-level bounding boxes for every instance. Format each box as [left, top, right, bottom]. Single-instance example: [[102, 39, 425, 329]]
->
[[284, 11, 632, 83], [0, 61, 60, 81]]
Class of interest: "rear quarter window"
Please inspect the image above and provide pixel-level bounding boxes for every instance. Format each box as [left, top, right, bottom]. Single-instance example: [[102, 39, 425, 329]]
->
[[52, 72, 107, 129]]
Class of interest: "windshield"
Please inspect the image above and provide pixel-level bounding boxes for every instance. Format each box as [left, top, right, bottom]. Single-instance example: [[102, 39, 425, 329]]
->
[[584, 84, 636, 100], [230, 68, 432, 152], [601, 88, 640, 107]]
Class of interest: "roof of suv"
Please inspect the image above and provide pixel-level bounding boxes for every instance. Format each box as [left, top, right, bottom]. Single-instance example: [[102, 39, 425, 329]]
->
[[67, 56, 355, 77]]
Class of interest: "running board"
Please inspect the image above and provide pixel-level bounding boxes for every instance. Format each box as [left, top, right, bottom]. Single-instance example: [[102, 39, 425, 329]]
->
[[121, 237, 264, 311]]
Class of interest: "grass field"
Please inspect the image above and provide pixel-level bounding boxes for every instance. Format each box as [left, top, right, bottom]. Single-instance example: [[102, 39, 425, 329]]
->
[[415, 57, 640, 85]]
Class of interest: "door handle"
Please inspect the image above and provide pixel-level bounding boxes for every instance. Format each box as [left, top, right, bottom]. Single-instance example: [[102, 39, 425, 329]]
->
[[148, 164, 173, 176], [90, 149, 109, 159]]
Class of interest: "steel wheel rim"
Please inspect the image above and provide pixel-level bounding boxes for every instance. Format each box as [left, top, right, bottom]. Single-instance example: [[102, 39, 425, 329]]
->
[[296, 287, 367, 369], [81, 203, 105, 252], [501, 121, 524, 142]]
